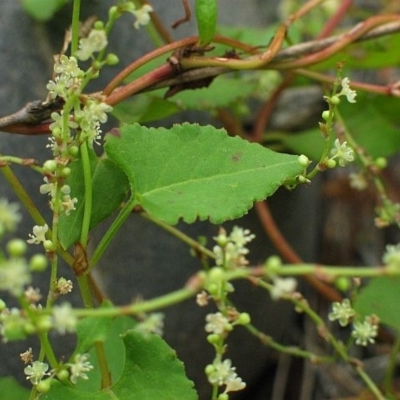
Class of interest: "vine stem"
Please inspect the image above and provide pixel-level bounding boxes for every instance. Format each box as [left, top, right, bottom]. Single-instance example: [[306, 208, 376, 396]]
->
[[254, 201, 342, 302]]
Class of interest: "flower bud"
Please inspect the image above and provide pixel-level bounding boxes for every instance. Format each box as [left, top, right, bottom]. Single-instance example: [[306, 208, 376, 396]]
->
[[7, 239, 27, 257], [322, 110, 330, 121], [29, 254, 48, 272], [43, 160, 57, 173]]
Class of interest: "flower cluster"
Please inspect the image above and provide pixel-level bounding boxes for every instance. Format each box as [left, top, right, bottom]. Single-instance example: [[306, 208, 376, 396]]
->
[[206, 358, 246, 394], [134, 312, 165, 336], [351, 316, 379, 346], [328, 299, 379, 347], [213, 226, 255, 269], [338, 77, 357, 103], [328, 298, 356, 327], [24, 361, 50, 385], [0, 199, 21, 235], [68, 353, 94, 384], [269, 277, 297, 301], [47, 55, 84, 101], [119, 3, 154, 29], [75, 28, 108, 61], [330, 138, 354, 167], [382, 243, 400, 269]]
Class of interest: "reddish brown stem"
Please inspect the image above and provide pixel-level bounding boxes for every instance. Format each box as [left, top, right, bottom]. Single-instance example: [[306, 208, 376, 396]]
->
[[105, 63, 175, 106], [255, 201, 342, 302], [318, 0, 354, 38]]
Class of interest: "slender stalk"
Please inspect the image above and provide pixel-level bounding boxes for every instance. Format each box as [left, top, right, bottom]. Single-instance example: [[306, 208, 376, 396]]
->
[[89, 196, 137, 268], [383, 332, 400, 393], [71, 0, 81, 55]]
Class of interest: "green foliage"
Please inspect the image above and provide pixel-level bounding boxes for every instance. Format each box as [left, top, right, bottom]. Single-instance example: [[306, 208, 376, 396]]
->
[[277, 92, 400, 160], [0, 377, 30, 400], [58, 149, 129, 249], [43, 327, 196, 399], [105, 123, 303, 224], [21, 0, 68, 21], [195, 0, 218, 46], [354, 276, 400, 331]]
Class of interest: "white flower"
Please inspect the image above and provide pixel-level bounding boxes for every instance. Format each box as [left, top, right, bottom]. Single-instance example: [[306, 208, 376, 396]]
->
[[229, 226, 255, 248], [0, 199, 21, 233], [56, 277, 73, 295], [0, 258, 31, 296], [352, 317, 378, 346], [205, 312, 230, 335], [62, 194, 78, 215], [75, 29, 108, 61], [207, 359, 237, 386], [330, 139, 354, 167], [40, 177, 56, 197], [349, 172, 367, 191], [69, 354, 94, 384], [27, 224, 49, 245], [134, 313, 164, 336], [224, 376, 246, 393], [328, 298, 355, 327], [270, 277, 297, 301], [207, 358, 246, 393], [132, 5, 153, 29], [24, 361, 49, 385], [338, 77, 357, 103], [54, 55, 82, 79], [52, 303, 77, 334]]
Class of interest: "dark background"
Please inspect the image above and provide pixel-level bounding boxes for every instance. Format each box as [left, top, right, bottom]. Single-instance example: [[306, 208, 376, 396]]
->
[[0, 1, 320, 398]]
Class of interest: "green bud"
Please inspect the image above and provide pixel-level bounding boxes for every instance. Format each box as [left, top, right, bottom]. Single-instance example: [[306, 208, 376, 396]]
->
[[57, 369, 70, 381], [207, 333, 220, 345], [218, 394, 229, 400], [36, 379, 51, 393], [330, 95, 340, 105], [106, 53, 119, 66], [208, 267, 225, 282], [94, 21, 104, 30], [236, 312, 251, 325], [206, 283, 219, 296], [321, 110, 331, 121], [37, 316, 52, 332], [205, 364, 215, 375], [43, 159, 57, 173], [60, 167, 71, 177], [375, 157, 387, 170], [7, 239, 27, 257], [23, 322, 36, 335], [29, 254, 48, 272], [68, 145, 80, 157], [335, 277, 351, 292], [266, 255, 281, 270], [326, 159, 337, 169], [298, 154, 310, 168], [44, 240, 55, 252], [109, 6, 120, 19], [0, 298, 6, 311]]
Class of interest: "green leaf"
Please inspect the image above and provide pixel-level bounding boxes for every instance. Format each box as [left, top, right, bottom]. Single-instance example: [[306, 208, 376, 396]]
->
[[196, 0, 218, 45], [105, 123, 303, 225], [339, 93, 400, 158], [21, 0, 68, 21], [74, 302, 115, 356], [43, 325, 196, 399], [354, 276, 400, 331], [58, 149, 129, 249], [111, 331, 197, 399], [277, 93, 400, 161], [112, 94, 180, 124], [171, 76, 258, 110], [0, 377, 30, 400]]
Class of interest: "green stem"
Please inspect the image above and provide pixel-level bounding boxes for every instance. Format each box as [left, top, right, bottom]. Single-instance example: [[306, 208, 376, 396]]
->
[[0, 164, 47, 227], [89, 196, 137, 269], [75, 284, 200, 318], [356, 366, 386, 400], [71, 0, 81, 55], [383, 332, 400, 393], [38, 331, 59, 369], [79, 142, 92, 247], [95, 341, 113, 388], [141, 212, 216, 260]]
